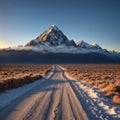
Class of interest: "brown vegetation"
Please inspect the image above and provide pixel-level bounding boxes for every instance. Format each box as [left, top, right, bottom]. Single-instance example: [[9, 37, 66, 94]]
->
[[62, 64, 120, 105], [113, 95, 120, 105], [0, 64, 51, 92]]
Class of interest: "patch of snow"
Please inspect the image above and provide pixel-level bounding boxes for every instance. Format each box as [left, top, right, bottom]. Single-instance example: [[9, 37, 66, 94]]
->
[[0, 79, 46, 110], [77, 40, 92, 48], [92, 43, 98, 47], [50, 25, 59, 31], [78, 81, 120, 119], [65, 73, 120, 120]]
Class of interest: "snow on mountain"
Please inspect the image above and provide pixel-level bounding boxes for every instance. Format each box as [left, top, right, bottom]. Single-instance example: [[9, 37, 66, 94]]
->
[[77, 40, 93, 48], [77, 40, 102, 50], [26, 25, 75, 47], [92, 43, 102, 49], [14, 25, 119, 57]]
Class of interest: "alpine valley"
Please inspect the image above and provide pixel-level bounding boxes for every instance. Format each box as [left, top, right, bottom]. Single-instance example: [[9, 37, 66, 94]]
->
[[0, 25, 120, 63]]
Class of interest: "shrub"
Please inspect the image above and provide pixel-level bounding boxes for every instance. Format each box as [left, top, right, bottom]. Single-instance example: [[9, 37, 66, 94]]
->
[[104, 91, 114, 97], [113, 95, 120, 105], [104, 83, 118, 92]]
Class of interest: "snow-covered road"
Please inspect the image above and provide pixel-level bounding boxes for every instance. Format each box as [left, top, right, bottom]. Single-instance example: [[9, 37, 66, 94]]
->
[[0, 65, 120, 120], [0, 66, 88, 120]]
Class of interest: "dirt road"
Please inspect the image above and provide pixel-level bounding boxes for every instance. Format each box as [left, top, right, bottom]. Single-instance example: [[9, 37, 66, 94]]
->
[[0, 65, 88, 120]]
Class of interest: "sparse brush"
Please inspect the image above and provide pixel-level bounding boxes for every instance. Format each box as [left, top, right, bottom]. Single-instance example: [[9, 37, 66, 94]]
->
[[113, 95, 120, 105], [104, 83, 119, 92], [104, 91, 114, 97], [98, 83, 107, 89], [0, 64, 52, 93]]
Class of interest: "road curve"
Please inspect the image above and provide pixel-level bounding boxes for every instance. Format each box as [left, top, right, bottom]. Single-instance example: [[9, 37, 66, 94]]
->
[[0, 65, 88, 120]]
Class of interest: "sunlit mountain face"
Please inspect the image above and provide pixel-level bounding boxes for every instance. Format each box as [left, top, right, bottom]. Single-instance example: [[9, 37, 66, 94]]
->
[[25, 25, 76, 47]]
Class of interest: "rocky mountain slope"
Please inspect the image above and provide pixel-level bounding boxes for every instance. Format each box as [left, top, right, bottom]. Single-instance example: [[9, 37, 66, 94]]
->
[[25, 25, 76, 47]]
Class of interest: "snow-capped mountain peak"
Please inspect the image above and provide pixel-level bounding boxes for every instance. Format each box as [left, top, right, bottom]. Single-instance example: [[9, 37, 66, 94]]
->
[[77, 40, 88, 45], [91, 43, 102, 50], [92, 43, 101, 48], [77, 40, 92, 48], [36, 25, 60, 42], [25, 25, 103, 51], [76, 40, 102, 49], [50, 25, 59, 31], [26, 25, 75, 46]]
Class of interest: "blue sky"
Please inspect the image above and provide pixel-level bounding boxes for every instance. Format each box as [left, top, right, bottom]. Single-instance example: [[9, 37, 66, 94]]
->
[[0, 0, 120, 51]]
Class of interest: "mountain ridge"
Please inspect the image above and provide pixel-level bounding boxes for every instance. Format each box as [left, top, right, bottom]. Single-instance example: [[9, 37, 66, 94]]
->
[[25, 25, 104, 50], [25, 25, 119, 56], [0, 25, 120, 63]]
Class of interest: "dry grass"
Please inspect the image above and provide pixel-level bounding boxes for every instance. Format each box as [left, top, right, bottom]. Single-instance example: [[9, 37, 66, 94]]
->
[[0, 64, 52, 92], [62, 64, 120, 105], [104, 91, 114, 97], [113, 95, 120, 105]]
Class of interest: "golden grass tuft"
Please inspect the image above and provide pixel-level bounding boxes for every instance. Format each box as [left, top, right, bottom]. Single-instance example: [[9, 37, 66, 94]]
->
[[104, 91, 114, 97], [113, 95, 120, 105], [104, 83, 117, 91]]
